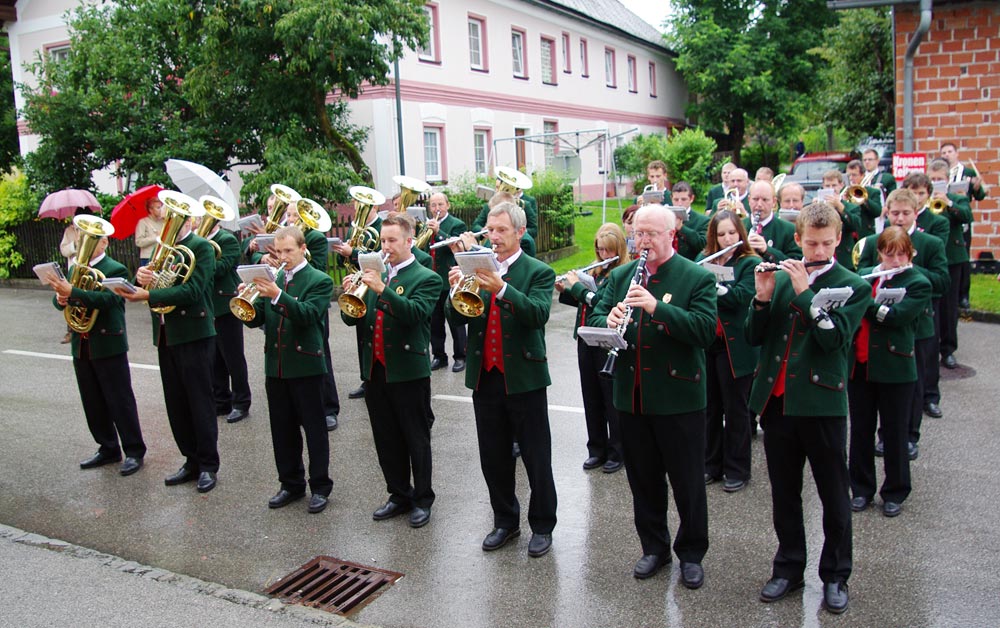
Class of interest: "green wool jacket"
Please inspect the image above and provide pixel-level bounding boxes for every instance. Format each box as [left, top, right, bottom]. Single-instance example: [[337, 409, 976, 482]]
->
[[743, 215, 801, 263], [695, 252, 762, 378], [458, 253, 554, 394], [244, 263, 333, 379], [833, 203, 864, 271], [746, 262, 871, 417], [304, 228, 329, 273], [341, 259, 442, 383], [938, 193, 974, 264], [210, 229, 241, 318], [856, 228, 949, 340], [851, 266, 932, 384], [473, 195, 539, 239], [413, 245, 432, 269], [590, 254, 717, 415], [428, 213, 467, 288], [55, 255, 131, 360], [676, 210, 709, 261], [147, 232, 217, 347], [704, 184, 724, 214], [915, 208, 950, 244], [557, 268, 612, 340], [854, 186, 884, 238], [959, 165, 986, 201]]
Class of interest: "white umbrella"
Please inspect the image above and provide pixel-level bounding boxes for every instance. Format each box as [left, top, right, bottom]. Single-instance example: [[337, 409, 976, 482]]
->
[[164, 159, 240, 230]]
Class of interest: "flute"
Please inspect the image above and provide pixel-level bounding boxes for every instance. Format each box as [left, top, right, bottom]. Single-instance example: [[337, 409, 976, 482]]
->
[[754, 260, 830, 273], [430, 228, 489, 249], [599, 249, 649, 379], [697, 241, 743, 266], [861, 264, 912, 280], [557, 256, 620, 283]]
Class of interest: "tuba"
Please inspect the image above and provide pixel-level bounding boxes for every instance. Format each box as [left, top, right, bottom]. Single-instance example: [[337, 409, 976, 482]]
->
[[394, 175, 434, 250], [494, 165, 533, 208], [338, 252, 389, 319], [346, 186, 385, 265], [290, 197, 332, 263], [146, 190, 204, 314], [266, 184, 301, 233], [195, 195, 236, 259], [64, 215, 115, 334], [230, 262, 287, 322]]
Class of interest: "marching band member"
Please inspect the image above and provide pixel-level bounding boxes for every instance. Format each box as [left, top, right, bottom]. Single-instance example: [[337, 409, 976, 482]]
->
[[754, 167, 774, 184], [849, 227, 931, 518], [860, 149, 896, 195], [472, 167, 538, 239], [590, 204, 717, 587], [242, 226, 334, 514], [556, 223, 629, 473], [48, 231, 146, 476], [845, 160, 884, 239], [622, 204, 640, 255], [777, 182, 806, 213], [820, 169, 864, 270], [448, 201, 557, 558], [710, 167, 750, 216], [746, 180, 801, 263], [748, 202, 871, 614], [671, 181, 709, 261], [704, 162, 737, 213], [698, 210, 761, 492], [941, 142, 987, 308], [425, 192, 469, 373], [342, 214, 442, 527], [636, 160, 673, 206]]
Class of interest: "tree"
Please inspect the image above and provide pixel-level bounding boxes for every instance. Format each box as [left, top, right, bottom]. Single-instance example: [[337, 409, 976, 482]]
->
[[667, 0, 836, 163], [809, 8, 894, 139], [20, 0, 427, 204], [0, 36, 20, 174]]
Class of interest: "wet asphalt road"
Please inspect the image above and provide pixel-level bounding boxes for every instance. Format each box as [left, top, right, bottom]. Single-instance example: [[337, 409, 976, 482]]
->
[[1, 286, 999, 627]]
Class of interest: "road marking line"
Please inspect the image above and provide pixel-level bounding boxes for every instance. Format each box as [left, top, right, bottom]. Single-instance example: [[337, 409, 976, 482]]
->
[[3, 349, 160, 371], [433, 393, 584, 414]]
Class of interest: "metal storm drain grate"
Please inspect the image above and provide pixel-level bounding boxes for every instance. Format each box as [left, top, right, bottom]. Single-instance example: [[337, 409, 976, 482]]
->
[[265, 556, 404, 616]]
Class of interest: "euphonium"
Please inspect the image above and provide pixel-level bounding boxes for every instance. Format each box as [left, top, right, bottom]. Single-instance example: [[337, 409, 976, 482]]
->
[[495, 165, 533, 208], [195, 195, 236, 259], [929, 197, 949, 214], [229, 262, 287, 322], [147, 190, 204, 314], [266, 184, 300, 233], [64, 215, 115, 334], [347, 186, 385, 265], [338, 252, 390, 319], [393, 175, 434, 250]]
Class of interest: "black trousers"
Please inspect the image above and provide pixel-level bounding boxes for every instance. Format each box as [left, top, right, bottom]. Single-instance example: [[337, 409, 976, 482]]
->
[[940, 264, 962, 358], [705, 346, 752, 482], [320, 310, 340, 416], [472, 368, 557, 534], [431, 290, 467, 360], [73, 349, 146, 459], [212, 313, 251, 413], [577, 338, 621, 462], [619, 404, 709, 563], [364, 363, 434, 508], [960, 227, 972, 301], [911, 333, 937, 443], [761, 398, 851, 584], [158, 336, 219, 473], [849, 365, 913, 504], [921, 298, 942, 407], [264, 374, 332, 495]]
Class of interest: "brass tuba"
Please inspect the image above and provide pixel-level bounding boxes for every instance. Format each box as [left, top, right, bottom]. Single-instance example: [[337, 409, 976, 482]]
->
[[195, 195, 236, 259], [393, 175, 434, 249], [64, 215, 115, 334], [146, 190, 204, 314], [494, 165, 533, 208], [338, 252, 389, 318], [266, 184, 301, 233], [346, 186, 385, 265]]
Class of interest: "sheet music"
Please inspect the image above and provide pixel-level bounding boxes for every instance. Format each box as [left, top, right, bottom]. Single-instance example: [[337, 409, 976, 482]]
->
[[575, 271, 598, 292], [932, 180, 949, 195], [100, 277, 138, 294], [875, 287, 906, 306], [815, 188, 836, 203], [326, 237, 343, 251], [455, 250, 501, 275], [778, 209, 800, 223], [642, 190, 665, 205], [32, 262, 65, 284], [702, 262, 735, 283], [238, 214, 264, 232], [811, 287, 853, 311], [236, 264, 278, 285], [254, 234, 275, 249], [948, 181, 970, 196], [576, 326, 627, 350], [358, 252, 387, 275], [405, 207, 428, 223]]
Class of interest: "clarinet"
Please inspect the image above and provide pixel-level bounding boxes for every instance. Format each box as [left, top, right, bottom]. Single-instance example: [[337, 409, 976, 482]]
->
[[600, 249, 649, 379]]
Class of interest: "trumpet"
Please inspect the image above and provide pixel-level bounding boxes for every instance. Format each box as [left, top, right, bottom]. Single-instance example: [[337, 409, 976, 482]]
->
[[338, 252, 390, 319], [842, 184, 869, 205], [229, 263, 287, 322], [556, 256, 619, 284], [430, 228, 488, 250], [64, 215, 115, 333], [147, 190, 204, 314], [754, 260, 830, 273], [599, 249, 649, 379], [928, 196, 949, 214], [195, 195, 236, 259], [450, 271, 486, 318]]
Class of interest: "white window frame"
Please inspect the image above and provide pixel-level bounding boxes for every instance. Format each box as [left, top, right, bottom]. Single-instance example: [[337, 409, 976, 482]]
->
[[468, 17, 485, 71], [605, 48, 616, 88], [511, 29, 527, 78], [423, 127, 443, 181], [418, 4, 441, 64], [627, 55, 637, 93]]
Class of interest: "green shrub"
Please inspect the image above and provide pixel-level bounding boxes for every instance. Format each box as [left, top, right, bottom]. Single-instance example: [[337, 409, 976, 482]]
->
[[0, 168, 39, 278], [614, 129, 717, 199]]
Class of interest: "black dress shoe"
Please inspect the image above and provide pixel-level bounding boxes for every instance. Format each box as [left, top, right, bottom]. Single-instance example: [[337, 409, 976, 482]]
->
[[874, 440, 884, 457], [924, 402, 943, 418], [372, 500, 411, 521], [582, 456, 605, 470], [164, 467, 197, 486], [942, 354, 958, 369], [119, 457, 143, 476], [196, 471, 217, 493], [268, 489, 305, 509], [602, 459, 624, 474], [822, 581, 849, 614], [409, 507, 431, 528], [760, 577, 805, 602], [430, 357, 448, 371], [482, 527, 520, 551], [680, 562, 704, 589], [527, 533, 552, 557], [308, 494, 329, 514], [512, 442, 521, 458], [704, 474, 722, 485], [348, 383, 366, 399], [908, 442, 919, 461], [850, 496, 871, 512], [451, 358, 466, 373], [882, 501, 902, 518], [226, 408, 249, 423], [723, 478, 747, 493], [959, 297, 971, 309], [326, 414, 338, 431], [633, 554, 669, 579], [79, 451, 121, 469]]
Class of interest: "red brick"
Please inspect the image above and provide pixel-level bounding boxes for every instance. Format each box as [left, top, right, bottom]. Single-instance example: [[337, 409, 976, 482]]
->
[[958, 76, 979, 89], [928, 78, 951, 90], [965, 38, 987, 51], [967, 63, 992, 76], [940, 40, 964, 53], [960, 89, 980, 100], [974, 51, 999, 64], [952, 52, 975, 65], [961, 113, 984, 125], [981, 75, 1000, 88], [927, 103, 951, 115], [938, 64, 961, 78], [953, 28, 977, 41], [956, 101, 978, 113], [966, 136, 991, 148]]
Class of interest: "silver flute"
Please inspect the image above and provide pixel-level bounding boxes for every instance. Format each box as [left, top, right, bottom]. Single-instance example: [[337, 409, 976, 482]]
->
[[557, 256, 620, 283], [430, 228, 489, 249]]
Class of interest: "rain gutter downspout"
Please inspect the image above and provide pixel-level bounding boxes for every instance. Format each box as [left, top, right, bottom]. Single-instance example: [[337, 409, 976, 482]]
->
[[903, 0, 932, 151]]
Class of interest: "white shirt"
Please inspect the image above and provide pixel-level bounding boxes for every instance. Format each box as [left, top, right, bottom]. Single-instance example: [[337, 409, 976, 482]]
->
[[495, 248, 523, 299], [387, 255, 415, 281], [271, 259, 309, 304]]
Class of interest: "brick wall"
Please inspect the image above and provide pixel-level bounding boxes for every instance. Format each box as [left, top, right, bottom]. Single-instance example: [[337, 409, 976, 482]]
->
[[894, 1, 999, 258]]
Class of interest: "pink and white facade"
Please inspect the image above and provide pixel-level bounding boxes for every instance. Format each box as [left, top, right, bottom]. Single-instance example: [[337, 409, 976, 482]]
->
[[3, 0, 687, 200]]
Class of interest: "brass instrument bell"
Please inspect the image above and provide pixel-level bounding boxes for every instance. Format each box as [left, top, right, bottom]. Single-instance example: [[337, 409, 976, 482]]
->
[[267, 184, 301, 233], [450, 273, 485, 317], [196, 195, 236, 259], [147, 190, 204, 314], [347, 185, 386, 258], [64, 215, 116, 334]]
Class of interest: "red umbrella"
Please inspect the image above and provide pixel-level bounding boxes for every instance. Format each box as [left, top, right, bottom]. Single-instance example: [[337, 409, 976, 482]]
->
[[38, 189, 101, 220], [109, 184, 164, 239]]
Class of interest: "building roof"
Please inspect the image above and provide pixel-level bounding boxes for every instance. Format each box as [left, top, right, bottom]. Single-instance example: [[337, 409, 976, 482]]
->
[[537, 0, 671, 53]]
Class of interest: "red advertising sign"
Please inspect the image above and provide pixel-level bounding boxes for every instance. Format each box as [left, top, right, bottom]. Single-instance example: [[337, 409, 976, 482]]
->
[[892, 153, 926, 181]]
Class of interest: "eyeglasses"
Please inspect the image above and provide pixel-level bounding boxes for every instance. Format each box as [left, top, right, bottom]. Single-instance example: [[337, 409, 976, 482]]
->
[[595, 246, 612, 253], [634, 230, 663, 239]]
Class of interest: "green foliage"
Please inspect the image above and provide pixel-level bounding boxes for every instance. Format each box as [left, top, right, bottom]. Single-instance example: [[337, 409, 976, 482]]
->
[[531, 167, 574, 196], [613, 133, 670, 180], [612, 129, 717, 199], [0, 44, 20, 173], [0, 169, 39, 278], [809, 8, 894, 138], [539, 185, 577, 249], [442, 171, 492, 210]]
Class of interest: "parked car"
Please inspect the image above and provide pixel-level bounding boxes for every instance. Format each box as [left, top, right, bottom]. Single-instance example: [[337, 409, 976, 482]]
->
[[790, 152, 853, 179]]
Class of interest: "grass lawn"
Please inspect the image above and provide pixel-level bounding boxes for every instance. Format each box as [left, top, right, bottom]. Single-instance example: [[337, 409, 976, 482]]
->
[[970, 273, 1000, 313], [550, 198, 632, 275]]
